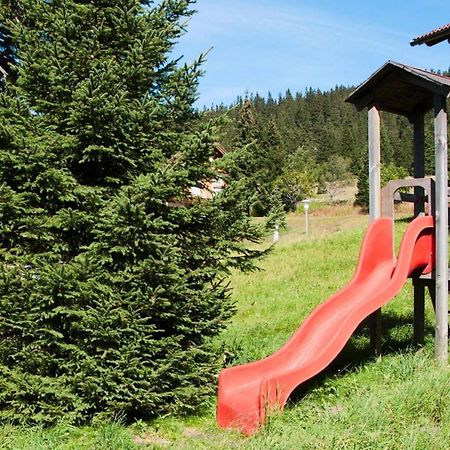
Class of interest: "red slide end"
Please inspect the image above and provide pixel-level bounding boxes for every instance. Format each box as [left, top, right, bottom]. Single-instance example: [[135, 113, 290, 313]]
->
[[217, 216, 434, 435]]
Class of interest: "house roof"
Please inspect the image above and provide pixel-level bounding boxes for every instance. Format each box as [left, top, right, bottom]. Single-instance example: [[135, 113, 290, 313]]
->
[[214, 143, 226, 157], [346, 60, 450, 118], [410, 23, 450, 47]]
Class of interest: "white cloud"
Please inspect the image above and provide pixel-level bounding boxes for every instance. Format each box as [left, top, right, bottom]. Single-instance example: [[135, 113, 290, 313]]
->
[[186, 1, 409, 52]]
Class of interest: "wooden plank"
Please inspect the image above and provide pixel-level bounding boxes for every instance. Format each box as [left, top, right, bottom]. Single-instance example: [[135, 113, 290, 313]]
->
[[394, 192, 417, 203], [433, 94, 449, 365], [368, 107, 381, 221], [351, 71, 400, 112], [381, 178, 433, 218]]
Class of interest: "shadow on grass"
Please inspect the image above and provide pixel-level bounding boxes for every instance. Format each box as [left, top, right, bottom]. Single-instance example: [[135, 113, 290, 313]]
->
[[395, 215, 415, 224], [287, 309, 435, 404]]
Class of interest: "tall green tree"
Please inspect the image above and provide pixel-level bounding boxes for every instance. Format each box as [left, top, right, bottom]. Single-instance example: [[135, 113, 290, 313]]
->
[[224, 99, 284, 217], [0, 0, 263, 425]]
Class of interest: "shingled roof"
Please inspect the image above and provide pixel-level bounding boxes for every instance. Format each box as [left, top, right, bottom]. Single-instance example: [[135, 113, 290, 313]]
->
[[346, 60, 450, 119], [410, 22, 450, 47]]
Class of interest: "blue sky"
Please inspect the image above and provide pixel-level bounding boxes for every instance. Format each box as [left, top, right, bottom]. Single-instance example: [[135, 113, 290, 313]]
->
[[175, 0, 450, 107]]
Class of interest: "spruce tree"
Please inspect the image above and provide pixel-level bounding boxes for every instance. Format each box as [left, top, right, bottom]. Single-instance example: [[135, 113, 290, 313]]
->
[[354, 155, 369, 210], [225, 99, 283, 217], [0, 0, 263, 424]]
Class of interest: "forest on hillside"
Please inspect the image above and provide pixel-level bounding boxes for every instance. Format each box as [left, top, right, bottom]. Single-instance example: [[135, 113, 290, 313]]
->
[[206, 87, 437, 212]]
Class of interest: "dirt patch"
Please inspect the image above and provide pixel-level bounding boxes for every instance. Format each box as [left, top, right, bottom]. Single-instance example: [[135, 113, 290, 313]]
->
[[182, 426, 207, 438], [133, 432, 171, 447], [315, 181, 358, 205]]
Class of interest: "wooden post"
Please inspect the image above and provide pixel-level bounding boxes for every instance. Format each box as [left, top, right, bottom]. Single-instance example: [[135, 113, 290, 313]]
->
[[368, 106, 382, 355], [413, 110, 426, 347], [433, 94, 448, 365], [368, 107, 381, 221], [413, 110, 425, 216]]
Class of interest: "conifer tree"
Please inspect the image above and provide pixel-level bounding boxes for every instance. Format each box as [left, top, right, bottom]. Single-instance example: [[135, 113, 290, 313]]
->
[[0, 0, 263, 424], [226, 99, 283, 217], [354, 155, 369, 210]]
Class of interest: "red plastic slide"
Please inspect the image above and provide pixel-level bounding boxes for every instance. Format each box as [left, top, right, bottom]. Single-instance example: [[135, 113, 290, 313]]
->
[[217, 215, 434, 435]]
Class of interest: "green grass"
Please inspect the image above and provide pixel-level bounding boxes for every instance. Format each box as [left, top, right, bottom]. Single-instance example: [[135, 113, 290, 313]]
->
[[1, 210, 449, 449], [0, 421, 138, 449]]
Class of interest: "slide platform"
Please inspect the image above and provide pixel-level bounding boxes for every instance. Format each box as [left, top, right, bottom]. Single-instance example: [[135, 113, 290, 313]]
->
[[217, 215, 434, 435]]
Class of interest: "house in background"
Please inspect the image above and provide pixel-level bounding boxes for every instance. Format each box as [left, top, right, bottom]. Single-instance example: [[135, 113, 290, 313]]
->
[[189, 143, 227, 200]]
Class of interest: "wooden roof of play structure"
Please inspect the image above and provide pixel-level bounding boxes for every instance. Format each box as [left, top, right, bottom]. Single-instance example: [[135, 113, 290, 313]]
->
[[346, 60, 450, 119], [411, 22, 450, 46]]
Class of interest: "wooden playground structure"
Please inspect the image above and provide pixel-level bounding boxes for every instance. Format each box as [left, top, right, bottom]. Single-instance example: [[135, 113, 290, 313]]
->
[[347, 59, 449, 365]]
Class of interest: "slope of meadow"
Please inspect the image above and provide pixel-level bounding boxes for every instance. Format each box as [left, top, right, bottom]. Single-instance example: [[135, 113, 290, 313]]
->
[[1, 205, 448, 449]]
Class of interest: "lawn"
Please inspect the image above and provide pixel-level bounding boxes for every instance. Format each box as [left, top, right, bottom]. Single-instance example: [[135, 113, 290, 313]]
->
[[1, 205, 448, 449]]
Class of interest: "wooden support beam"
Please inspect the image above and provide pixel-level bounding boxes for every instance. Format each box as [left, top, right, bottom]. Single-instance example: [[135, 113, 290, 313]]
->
[[368, 106, 382, 356], [368, 107, 381, 221], [413, 111, 426, 215], [369, 312, 382, 356], [433, 94, 449, 365], [413, 281, 426, 347], [413, 110, 426, 347]]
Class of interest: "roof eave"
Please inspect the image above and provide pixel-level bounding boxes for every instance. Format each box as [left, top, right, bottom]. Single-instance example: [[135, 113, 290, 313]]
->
[[346, 61, 450, 118], [410, 25, 450, 47]]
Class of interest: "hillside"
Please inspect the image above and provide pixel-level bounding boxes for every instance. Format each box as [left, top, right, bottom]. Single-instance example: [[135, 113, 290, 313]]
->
[[3, 206, 448, 449], [205, 87, 436, 212]]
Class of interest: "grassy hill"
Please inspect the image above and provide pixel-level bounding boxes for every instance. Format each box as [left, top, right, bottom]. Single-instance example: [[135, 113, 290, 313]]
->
[[1, 205, 449, 449]]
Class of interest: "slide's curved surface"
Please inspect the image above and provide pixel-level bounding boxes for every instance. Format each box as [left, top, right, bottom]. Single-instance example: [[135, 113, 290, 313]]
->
[[217, 215, 434, 435]]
